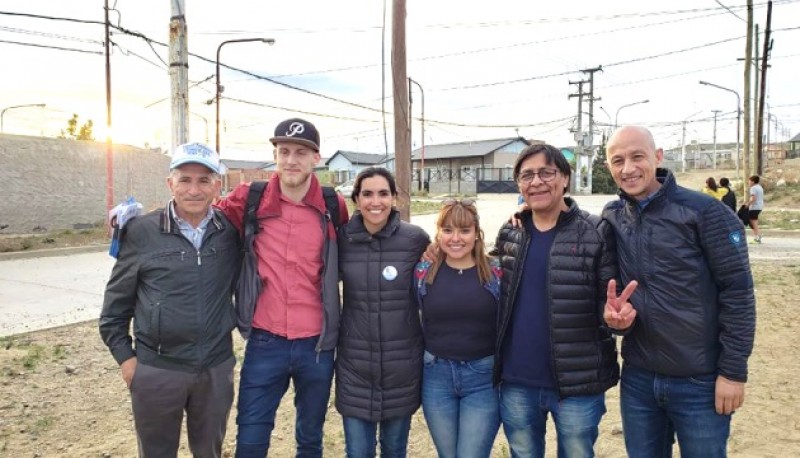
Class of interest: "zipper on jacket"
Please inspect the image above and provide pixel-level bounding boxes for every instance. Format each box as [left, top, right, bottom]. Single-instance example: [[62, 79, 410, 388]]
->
[[197, 249, 202, 266], [317, 213, 330, 353]]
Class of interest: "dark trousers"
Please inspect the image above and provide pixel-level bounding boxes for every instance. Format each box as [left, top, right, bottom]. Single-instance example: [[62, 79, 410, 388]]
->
[[235, 329, 335, 458], [130, 357, 235, 458]]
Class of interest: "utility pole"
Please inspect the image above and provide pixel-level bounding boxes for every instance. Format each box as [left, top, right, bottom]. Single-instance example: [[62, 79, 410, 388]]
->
[[756, 0, 773, 174], [582, 66, 602, 194], [568, 80, 586, 194], [392, 0, 410, 221], [743, 0, 753, 184], [711, 110, 722, 169], [104, 0, 114, 214], [169, 0, 189, 152], [681, 121, 688, 173]]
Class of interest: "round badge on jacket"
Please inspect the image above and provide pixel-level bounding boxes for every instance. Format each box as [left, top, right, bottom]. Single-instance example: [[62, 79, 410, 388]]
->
[[382, 266, 398, 281]]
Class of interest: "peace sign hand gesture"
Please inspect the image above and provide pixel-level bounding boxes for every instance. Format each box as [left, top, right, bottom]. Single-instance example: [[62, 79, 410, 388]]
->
[[604, 279, 638, 331]]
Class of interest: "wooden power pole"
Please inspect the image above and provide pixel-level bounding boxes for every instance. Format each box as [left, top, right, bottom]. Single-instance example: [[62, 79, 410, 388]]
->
[[392, 0, 411, 221], [756, 0, 773, 175], [743, 0, 753, 185]]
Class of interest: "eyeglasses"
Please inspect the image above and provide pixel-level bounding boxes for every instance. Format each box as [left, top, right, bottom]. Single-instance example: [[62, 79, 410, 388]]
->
[[442, 198, 475, 207], [517, 168, 559, 185]]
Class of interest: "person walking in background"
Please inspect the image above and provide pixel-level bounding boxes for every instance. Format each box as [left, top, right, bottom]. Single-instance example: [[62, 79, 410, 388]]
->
[[335, 167, 430, 458], [603, 126, 756, 457], [215, 118, 349, 457], [748, 175, 765, 243], [719, 177, 737, 213], [702, 177, 728, 201], [415, 199, 502, 458], [495, 144, 622, 457], [100, 143, 239, 457]]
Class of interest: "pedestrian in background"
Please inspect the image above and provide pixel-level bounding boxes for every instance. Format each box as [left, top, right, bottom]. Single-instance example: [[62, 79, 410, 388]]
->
[[747, 175, 765, 243], [719, 177, 737, 213]]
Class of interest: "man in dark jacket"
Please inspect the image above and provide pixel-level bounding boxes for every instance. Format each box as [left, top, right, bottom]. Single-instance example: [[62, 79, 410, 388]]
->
[[603, 126, 756, 457], [99, 143, 240, 457], [494, 144, 628, 457]]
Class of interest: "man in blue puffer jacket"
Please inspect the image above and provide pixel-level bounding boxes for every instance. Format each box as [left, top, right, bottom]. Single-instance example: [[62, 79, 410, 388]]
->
[[602, 126, 756, 458]]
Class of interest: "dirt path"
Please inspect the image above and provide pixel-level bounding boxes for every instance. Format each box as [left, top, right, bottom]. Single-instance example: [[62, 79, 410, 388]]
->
[[0, 261, 797, 457]]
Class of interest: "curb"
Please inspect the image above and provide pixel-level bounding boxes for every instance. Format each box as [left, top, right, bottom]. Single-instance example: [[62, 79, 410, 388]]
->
[[0, 244, 110, 261]]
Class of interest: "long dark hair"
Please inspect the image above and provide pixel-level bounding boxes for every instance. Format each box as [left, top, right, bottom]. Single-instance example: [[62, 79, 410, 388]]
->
[[706, 177, 718, 192]]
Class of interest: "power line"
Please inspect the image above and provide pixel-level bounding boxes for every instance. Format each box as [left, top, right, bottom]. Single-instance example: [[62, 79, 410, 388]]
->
[[0, 38, 101, 54]]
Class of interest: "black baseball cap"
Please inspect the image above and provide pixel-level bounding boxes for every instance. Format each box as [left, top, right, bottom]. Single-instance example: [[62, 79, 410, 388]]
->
[[269, 118, 320, 151]]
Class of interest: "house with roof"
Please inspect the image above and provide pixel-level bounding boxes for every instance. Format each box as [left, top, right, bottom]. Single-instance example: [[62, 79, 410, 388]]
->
[[325, 151, 389, 184], [411, 137, 534, 194], [790, 132, 800, 159]]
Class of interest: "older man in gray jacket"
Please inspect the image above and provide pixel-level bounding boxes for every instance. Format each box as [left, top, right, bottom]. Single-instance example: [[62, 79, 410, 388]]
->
[[99, 143, 240, 457]]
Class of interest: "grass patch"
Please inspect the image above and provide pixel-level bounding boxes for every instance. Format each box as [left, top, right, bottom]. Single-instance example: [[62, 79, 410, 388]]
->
[[759, 209, 800, 231], [21, 344, 46, 370]]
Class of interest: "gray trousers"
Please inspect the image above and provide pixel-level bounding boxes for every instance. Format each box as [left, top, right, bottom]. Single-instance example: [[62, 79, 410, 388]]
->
[[130, 357, 235, 458]]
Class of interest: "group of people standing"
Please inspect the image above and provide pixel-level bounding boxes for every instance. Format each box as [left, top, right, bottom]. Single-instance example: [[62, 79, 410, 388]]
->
[[100, 119, 756, 458], [703, 174, 765, 243]]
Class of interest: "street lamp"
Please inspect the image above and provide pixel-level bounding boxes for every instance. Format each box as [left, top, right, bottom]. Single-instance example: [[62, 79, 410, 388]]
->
[[614, 99, 649, 130], [699, 80, 741, 183], [408, 77, 425, 192], [1, 103, 46, 133], [215, 38, 275, 154]]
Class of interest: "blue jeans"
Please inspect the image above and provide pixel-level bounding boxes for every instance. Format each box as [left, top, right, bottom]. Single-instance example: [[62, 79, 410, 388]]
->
[[235, 329, 334, 458], [342, 415, 412, 458], [499, 383, 605, 458], [422, 351, 500, 458], [620, 364, 731, 458]]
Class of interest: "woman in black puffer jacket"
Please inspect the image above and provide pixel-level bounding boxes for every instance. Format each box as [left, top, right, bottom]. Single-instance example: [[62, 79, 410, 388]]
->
[[335, 167, 430, 457]]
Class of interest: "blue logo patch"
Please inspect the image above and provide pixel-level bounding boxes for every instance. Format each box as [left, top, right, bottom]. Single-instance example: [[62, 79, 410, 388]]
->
[[729, 230, 743, 245]]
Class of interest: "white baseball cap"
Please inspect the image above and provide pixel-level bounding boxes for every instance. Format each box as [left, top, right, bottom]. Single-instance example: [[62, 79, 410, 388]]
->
[[170, 143, 225, 174]]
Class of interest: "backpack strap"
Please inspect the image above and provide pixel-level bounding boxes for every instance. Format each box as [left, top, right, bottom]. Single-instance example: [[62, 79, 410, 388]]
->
[[322, 186, 342, 231], [243, 181, 268, 244]]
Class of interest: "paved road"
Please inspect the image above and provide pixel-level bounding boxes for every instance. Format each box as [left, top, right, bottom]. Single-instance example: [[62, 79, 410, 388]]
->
[[1, 194, 797, 337]]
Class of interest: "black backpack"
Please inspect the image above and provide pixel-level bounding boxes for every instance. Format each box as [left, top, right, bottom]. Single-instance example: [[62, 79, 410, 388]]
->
[[242, 181, 342, 239], [234, 181, 342, 338]]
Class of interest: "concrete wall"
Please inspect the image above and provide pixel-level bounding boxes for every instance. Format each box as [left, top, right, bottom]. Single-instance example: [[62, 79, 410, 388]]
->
[[0, 134, 172, 233]]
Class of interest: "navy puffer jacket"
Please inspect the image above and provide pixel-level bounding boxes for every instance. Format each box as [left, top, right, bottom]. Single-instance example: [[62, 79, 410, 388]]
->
[[602, 169, 756, 382]]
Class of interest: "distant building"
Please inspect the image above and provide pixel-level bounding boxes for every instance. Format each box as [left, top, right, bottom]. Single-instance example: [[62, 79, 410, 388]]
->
[[220, 159, 274, 191], [325, 151, 388, 184], [411, 137, 533, 194]]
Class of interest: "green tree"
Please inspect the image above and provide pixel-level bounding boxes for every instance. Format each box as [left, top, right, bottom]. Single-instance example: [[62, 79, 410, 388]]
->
[[59, 114, 95, 141], [591, 144, 618, 194]]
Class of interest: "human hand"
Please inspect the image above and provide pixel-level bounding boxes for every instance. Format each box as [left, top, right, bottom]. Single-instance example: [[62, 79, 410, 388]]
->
[[120, 357, 137, 388], [715, 375, 745, 415], [421, 242, 439, 263], [510, 203, 528, 228], [604, 279, 638, 330]]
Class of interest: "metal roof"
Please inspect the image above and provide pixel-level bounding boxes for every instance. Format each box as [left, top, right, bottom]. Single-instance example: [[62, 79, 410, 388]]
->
[[325, 151, 386, 166], [220, 159, 274, 170], [411, 137, 529, 160]]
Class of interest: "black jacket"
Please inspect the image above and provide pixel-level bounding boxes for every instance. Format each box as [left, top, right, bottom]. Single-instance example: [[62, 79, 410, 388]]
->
[[335, 210, 430, 421], [494, 198, 620, 398], [99, 204, 239, 373], [602, 169, 756, 382]]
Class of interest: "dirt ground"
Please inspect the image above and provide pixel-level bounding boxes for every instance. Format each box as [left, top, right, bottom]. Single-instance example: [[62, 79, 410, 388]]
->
[[0, 260, 797, 457]]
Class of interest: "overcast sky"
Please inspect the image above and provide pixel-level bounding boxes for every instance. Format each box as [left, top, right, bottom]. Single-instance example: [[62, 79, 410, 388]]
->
[[1, 0, 798, 160]]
